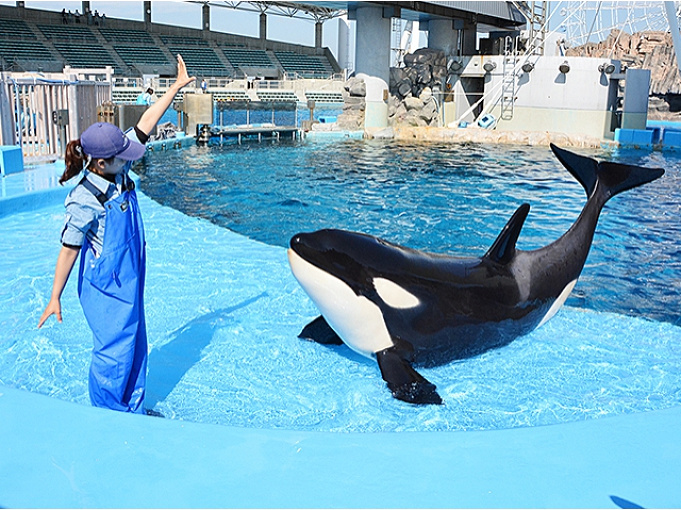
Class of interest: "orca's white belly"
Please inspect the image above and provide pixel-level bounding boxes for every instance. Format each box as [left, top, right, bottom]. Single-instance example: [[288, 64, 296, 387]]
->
[[288, 249, 394, 357]]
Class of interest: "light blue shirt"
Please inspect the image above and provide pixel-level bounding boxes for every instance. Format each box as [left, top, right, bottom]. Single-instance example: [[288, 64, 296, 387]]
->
[[136, 92, 152, 105], [60, 130, 141, 257]]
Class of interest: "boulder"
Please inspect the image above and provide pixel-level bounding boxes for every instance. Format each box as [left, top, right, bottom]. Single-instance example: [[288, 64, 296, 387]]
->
[[345, 77, 367, 97]]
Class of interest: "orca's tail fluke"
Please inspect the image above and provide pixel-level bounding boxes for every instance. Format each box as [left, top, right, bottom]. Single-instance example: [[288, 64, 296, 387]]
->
[[550, 144, 664, 206]]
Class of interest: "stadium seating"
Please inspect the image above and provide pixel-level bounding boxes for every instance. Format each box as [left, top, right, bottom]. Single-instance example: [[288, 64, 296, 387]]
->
[[273, 51, 334, 78], [52, 41, 122, 73], [99, 27, 155, 45], [167, 45, 230, 77], [222, 47, 275, 69], [256, 90, 300, 102], [161, 35, 208, 47], [1, 13, 338, 80], [114, 45, 171, 67], [0, 18, 36, 39], [305, 91, 344, 103], [213, 90, 250, 101], [38, 23, 95, 42], [0, 20, 53, 66]]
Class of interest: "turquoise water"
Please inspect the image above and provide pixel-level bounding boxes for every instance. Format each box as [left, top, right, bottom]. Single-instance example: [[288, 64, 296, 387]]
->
[[2, 140, 681, 432]]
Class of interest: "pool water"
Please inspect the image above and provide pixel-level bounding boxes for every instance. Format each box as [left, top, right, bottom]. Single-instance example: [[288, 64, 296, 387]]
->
[[140, 139, 681, 326], [2, 140, 680, 432]]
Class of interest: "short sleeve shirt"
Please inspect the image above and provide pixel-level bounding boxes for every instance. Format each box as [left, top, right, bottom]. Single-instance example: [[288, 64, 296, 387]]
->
[[60, 129, 143, 257]]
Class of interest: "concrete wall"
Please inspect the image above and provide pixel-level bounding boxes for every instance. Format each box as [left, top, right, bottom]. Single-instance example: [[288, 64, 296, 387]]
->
[[452, 56, 621, 139]]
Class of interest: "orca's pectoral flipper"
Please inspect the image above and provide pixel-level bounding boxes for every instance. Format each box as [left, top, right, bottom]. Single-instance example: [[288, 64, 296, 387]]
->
[[484, 203, 530, 265], [550, 143, 665, 204], [376, 347, 443, 405], [298, 315, 344, 345]]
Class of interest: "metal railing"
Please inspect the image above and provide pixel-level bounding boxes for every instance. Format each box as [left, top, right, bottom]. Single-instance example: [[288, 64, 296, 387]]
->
[[0, 71, 111, 161]]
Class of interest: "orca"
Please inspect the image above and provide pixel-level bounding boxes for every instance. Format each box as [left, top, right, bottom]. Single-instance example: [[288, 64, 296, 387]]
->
[[287, 144, 664, 405]]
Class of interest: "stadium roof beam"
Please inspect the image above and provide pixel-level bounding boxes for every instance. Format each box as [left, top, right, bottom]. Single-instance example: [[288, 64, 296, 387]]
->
[[190, 1, 345, 23]]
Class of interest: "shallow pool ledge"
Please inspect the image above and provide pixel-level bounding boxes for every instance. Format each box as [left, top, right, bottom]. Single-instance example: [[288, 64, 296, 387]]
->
[[1, 385, 679, 508]]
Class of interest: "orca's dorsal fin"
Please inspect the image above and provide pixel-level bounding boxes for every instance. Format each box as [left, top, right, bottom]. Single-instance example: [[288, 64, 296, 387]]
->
[[483, 203, 530, 265]]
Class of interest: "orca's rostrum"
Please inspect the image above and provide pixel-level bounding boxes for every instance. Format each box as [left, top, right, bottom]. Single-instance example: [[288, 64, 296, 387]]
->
[[287, 144, 665, 405]]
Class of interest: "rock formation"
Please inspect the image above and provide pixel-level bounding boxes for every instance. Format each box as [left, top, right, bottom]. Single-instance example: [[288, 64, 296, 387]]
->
[[388, 48, 446, 127], [566, 29, 681, 120], [335, 76, 366, 130]]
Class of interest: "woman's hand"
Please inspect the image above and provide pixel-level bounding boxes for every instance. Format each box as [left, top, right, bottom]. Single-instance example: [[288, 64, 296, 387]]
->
[[137, 54, 196, 135], [38, 299, 62, 328], [172, 54, 195, 91], [37, 245, 79, 328]]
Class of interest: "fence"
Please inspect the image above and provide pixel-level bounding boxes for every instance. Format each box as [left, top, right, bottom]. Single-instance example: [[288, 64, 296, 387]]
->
[[0, 71, 111, 162]]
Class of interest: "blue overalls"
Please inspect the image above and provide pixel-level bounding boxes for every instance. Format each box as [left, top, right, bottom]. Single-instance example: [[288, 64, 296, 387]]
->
[[78, 175, 147, 413]]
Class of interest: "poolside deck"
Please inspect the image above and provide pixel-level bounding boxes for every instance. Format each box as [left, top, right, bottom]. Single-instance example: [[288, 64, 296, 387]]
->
[[1, 160, 680, 508], [2, 384, 681, 508]]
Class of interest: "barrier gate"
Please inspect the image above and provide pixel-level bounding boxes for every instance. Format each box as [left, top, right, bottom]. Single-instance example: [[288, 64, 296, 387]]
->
[[0, 71, 111, 162]]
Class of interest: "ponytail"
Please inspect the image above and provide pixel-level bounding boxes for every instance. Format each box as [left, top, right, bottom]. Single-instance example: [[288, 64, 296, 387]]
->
[[60, 139, 89, 184]]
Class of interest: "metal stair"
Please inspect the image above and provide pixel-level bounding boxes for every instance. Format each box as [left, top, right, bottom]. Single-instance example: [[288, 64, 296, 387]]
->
[[500, 36, 518, 121]]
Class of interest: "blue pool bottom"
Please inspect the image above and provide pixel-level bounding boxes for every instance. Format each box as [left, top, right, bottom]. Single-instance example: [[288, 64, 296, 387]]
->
[[2, 161, 681, 507]]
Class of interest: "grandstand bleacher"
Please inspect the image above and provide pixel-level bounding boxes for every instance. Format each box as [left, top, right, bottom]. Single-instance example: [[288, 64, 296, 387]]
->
[[0, 18, 36, 39], [0, 22, 54, 68], [305, 91, 344, 103], [212, 90, 250, 101], [1, 5, 343, 96], [161, 35, 208, 47], [222, 47, 275, 69], [52, 41, 123, 74], [38, 23, 95, 41], [114, 45, 171, 67], [167, 45, 230, 77], [99, 27, 155, 45], [274, 51, 334, 78], [256, 90, 300, 102]]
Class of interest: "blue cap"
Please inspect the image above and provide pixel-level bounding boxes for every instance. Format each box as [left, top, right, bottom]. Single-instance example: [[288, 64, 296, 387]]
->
[[80, 122, 146, 161]]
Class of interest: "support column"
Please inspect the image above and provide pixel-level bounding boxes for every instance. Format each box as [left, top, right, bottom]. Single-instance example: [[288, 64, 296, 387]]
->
[[202, 3, 210, 31], [144, 1, 152, 24], [354, 5, 390, 83], [337, 16, 351, 75], [621, 69, 651, 130], [259, 13, 267, 40], [315, 21, 323, 48], [428, 19, 460, 57], [461, 19, 478, 55], [353, 5, 391, 128]]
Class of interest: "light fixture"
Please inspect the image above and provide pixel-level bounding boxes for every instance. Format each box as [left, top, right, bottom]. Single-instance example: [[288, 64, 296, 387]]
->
[[448, 60, 463, 72], [559, 61, 570, 74], [598, 62, 616, 74], [483, 61, 496, 73], [521, 62, 534, 73]]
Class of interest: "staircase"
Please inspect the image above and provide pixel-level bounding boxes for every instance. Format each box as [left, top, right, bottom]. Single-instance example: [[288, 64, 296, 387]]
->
[[500, 36, 518, 121]]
